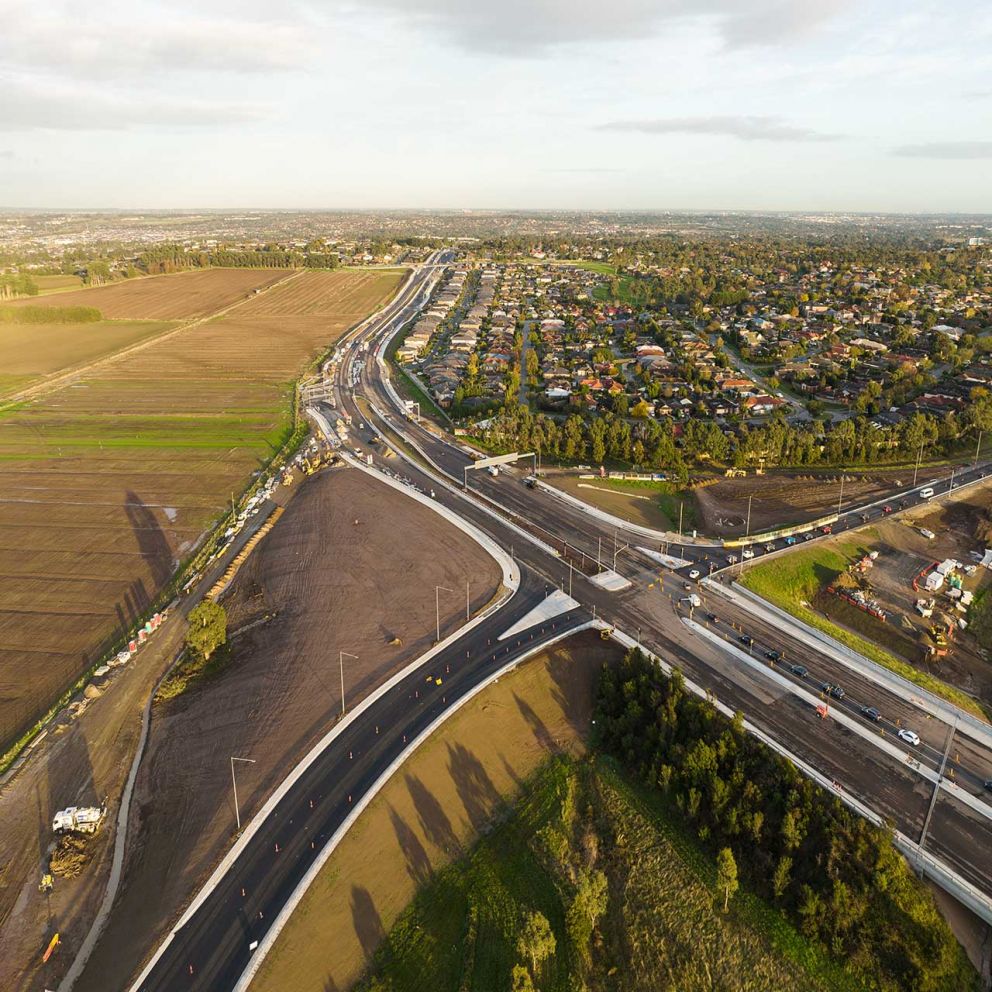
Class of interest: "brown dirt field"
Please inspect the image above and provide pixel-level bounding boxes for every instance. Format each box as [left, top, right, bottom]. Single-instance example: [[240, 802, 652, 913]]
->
[[0, 270, 403, 752], [71, 465, 503, 992], [7, 269, 288, 320], [694, 466, 949, 537], [0, 613, 187, 992], [248, 629, 620, 992], [235, 269, 403, 317], [0, 320, 175, 398]]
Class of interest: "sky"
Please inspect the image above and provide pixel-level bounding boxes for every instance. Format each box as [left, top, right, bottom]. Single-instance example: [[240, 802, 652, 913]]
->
[[1, 0, 990, 212]]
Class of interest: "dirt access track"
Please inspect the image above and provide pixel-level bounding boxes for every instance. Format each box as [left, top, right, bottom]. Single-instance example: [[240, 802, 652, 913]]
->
[[27, 465, 499, 992]]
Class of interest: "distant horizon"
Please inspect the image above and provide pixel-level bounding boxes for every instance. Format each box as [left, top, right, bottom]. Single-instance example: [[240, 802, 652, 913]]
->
[[3, 206, 992, 219]]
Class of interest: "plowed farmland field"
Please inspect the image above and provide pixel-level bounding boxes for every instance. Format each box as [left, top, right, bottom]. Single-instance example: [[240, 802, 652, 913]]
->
[[0, 267, 404, 750], [7, 268, 287, 320], [0, 319, 174, 398]]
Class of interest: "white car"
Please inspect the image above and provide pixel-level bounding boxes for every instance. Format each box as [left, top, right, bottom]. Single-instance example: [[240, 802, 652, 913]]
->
[[898, 729, 921, 747], [688, 569, 700, 580]]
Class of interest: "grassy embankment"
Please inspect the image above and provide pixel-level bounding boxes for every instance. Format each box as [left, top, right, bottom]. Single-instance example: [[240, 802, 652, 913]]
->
[[355, 755, 866, 992], [740, 536, 986, 719]]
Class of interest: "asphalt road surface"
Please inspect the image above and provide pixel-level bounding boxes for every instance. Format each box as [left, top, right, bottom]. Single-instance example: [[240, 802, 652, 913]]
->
[[132, 256, 992, 991]]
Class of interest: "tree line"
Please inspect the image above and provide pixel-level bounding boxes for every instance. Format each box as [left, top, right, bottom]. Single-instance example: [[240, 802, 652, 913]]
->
[[478, 402, 978, 478], [595, 648, 976, 991]]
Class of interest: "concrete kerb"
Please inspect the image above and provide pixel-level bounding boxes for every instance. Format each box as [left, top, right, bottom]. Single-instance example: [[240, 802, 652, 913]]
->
[[233, 618, 597, 992], [706, 578, 992, 750], [533, 479, 706, 547], [125, 457, 519, 992], [602, 624, 992, 926], [686, 617, 992, 826], [359, 395, 564, 564]]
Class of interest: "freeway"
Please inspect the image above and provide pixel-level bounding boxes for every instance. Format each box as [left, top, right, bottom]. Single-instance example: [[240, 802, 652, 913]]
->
[[331, 269, 992, 893], [130, 257, 992, 991]]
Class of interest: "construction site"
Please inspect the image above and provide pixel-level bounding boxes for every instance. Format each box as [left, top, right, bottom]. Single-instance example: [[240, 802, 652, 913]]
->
[[812, 483, 992, 709]]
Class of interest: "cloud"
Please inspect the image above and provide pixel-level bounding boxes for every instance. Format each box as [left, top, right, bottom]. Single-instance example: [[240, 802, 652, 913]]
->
[[0, 78, 269, 132], [347, 0, 850, 55], [0, 3, 313, 79], [598, 115, 840, 142], [893, 141, 992, 160]]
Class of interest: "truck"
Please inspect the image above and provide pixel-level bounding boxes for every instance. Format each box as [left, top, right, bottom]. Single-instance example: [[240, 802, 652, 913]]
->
[[52, 805, 106, 835]]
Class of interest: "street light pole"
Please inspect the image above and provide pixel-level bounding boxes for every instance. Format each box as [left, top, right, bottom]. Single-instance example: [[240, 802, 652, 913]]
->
[[230, 756, 256, 832], [339, 652, 357, 715], [435, 585, 453, 643]]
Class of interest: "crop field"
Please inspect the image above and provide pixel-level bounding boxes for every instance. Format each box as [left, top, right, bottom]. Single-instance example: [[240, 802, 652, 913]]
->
[[0, 319, 175, 398], [0, 268, 403, 750], [8, 268, 288, 320], [235, 268, 406, 317], [34, 274, 85, 293]]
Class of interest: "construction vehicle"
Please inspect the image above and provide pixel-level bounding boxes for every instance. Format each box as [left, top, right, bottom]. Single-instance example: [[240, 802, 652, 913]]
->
[[52, 805, 106, 835]]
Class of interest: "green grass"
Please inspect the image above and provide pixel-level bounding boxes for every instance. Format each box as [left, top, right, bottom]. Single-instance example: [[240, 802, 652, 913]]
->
[[740, 536, 987, 719], [356, 755, 863, 992]]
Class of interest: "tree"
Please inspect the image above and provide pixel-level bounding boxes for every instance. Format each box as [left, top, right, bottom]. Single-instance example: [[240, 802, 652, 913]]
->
[[510, 964, 535, 992], [517, 910, 556, 975], [185, 600, 227, 661], [716, 847, 739, 912], [566, 869, 608, 959]]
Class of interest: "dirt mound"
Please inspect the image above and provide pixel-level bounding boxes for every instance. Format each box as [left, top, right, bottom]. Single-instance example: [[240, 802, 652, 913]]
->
[[50, 836, 91, 879]]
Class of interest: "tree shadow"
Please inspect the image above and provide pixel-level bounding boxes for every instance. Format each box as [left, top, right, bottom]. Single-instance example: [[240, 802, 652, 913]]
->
[[123, 491, 174, 590], [44, 724, 97, 857], [446, 742, 503, 832], [512, 692, 557, 753], [350, 884, 385, 962], [405, 773, 458, 855], [388, 803, 433, 885]]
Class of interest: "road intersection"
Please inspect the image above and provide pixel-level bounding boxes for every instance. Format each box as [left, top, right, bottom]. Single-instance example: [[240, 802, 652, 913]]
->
[[127, 256, 992, 991]]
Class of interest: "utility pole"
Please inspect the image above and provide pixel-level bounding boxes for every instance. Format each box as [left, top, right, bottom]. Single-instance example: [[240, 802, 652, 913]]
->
[[230, 756, 256, 833], [435, 585, 453, 643], [339, 652, 357, 715]]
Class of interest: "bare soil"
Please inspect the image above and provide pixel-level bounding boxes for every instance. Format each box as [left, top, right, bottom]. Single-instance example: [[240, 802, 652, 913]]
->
[[801, 480, 992, 708], [8, 269, 288, 320], [695, 466, 949, 537], [71, 466, 502, 992], [248, 630, 620, 992], [0, 269, 403, 751]]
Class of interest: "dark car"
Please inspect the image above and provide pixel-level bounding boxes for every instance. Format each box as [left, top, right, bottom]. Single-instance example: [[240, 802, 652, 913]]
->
[[823, 683, 846, 701], [765, 649, 781, 662], [790, 664, 809, 678], [861, 706, 881, 722], [739, 634, 754, 647]]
